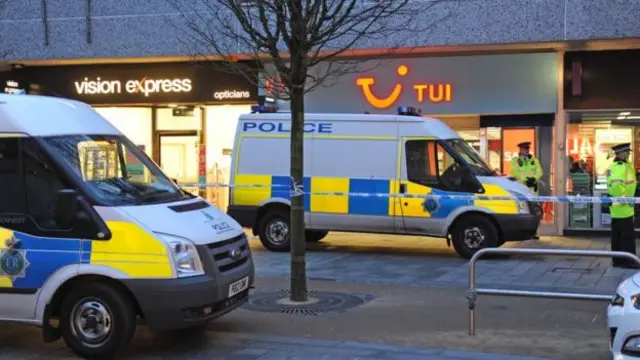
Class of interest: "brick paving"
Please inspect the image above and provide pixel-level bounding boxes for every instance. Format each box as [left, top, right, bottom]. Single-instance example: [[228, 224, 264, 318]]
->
[[0, 232, 622, 359], [0, 317, 551, 360], [250, 232, 639, 295]]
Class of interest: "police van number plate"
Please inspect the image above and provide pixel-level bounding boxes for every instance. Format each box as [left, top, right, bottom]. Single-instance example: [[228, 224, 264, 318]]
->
[[229, 276, 249, 298]]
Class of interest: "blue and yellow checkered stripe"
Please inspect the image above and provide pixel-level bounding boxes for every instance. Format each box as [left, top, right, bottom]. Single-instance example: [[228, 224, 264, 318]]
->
[[232, 174, 520, 217], [233, 174, 395, 216]]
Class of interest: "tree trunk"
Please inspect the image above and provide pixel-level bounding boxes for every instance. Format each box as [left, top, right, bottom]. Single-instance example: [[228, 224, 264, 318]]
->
[[289, 85, 308, 302]]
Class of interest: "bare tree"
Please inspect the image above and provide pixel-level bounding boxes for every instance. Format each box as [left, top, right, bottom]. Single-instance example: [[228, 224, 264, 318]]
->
[[170, 0, 451, 302]]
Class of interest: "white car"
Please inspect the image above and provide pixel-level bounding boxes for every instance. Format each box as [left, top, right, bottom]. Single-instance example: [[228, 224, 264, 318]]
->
[[608, 273, 640, 359]]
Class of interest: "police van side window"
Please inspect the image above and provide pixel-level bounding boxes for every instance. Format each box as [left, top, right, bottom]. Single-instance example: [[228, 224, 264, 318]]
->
[[405, 139, 466, 191], [405, 140, 438, 186], [22, 138, 71, 230], [0, 137, 26, 214]]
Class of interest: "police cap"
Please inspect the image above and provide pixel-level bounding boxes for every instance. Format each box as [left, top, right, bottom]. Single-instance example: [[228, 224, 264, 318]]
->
[[611, 143, 632, 154], [517, 141, 531, 149]]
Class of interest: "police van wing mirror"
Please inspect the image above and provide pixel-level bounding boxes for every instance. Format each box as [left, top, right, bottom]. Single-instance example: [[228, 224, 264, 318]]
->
[[55, 189, 79, 228]]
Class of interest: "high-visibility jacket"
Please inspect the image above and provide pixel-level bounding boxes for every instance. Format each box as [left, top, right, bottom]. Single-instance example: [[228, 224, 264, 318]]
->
[[607, 159, 637, 218], [510, 155, 543, 194]]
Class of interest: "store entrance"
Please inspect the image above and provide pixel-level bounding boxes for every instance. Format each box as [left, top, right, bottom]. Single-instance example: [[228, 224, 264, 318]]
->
[[566, 113, 640, 231], [433, 113, 555, 226], [480, 114, 555, 226], [157, 130, 200, 196]]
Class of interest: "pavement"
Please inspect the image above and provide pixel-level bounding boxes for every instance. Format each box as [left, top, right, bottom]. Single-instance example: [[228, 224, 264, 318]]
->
[[250, 232, 638, 295], [0, 278, 608, 360], [0, 232, 630, 359]]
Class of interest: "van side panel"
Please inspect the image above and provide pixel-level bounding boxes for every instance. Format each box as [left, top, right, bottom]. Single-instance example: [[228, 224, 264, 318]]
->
[[87, 221, 173, 278], [309, 137, 398, 232], [0, 227, 80, 320], [230, 128, 313, 228]]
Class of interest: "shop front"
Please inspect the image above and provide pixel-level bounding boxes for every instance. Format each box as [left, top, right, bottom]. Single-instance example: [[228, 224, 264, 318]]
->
[[564, 49, 640, 235], [299, 53, 560, 228], [13, 62, 259, 211]]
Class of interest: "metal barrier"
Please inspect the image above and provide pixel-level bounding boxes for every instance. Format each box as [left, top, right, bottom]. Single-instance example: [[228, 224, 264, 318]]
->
[[466, 248, 640, 335]]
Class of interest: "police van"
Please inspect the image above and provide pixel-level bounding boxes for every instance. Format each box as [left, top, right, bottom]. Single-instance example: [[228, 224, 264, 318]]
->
[[0, 94, 254, 358], [227, 105, 542, 259]]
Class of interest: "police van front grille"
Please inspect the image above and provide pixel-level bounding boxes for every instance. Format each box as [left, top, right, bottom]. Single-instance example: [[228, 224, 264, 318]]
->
[[207, 234, 250, 273]]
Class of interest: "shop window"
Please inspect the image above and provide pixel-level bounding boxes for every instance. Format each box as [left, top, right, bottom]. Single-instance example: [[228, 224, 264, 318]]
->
[[565, 119, 640, 229], [78, 140, 123, 181]]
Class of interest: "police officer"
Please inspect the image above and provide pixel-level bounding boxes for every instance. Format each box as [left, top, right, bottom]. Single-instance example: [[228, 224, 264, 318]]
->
[[510, 142, 543, 194], [607, 143, 638, 269]]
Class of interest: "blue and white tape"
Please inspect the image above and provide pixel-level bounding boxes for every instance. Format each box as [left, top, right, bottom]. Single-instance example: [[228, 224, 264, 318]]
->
[[182, 182, 639, 205]]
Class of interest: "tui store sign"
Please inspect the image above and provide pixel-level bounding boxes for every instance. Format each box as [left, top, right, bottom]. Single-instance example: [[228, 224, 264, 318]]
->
[[15, 62, 258, 105]]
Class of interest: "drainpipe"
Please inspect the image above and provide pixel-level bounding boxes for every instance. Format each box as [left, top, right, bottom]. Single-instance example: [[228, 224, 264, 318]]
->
[[86, 0, 92, 44], [41, 0, 49, 46]]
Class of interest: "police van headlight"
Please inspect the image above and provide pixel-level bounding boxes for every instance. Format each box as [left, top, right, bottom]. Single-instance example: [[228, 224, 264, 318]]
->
[[157, 233, 205, 278], [508, 191, 530, 214]]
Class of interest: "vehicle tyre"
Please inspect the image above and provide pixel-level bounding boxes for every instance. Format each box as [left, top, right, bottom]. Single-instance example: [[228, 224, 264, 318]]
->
[[306, 230, 328, 243], [59, 282, 136, 360], [258, 210, 291, 251], [451, 214, 499, 259]]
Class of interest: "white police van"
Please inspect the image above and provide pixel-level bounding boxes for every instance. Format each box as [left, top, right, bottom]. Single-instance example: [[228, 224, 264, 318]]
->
[[227, 105, 542, 258], [0, 94, 254, 358]]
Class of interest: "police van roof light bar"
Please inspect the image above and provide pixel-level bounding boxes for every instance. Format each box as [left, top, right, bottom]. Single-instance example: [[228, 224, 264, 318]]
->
[[397, 106, 422, 116], [250, 104, 278, 113]]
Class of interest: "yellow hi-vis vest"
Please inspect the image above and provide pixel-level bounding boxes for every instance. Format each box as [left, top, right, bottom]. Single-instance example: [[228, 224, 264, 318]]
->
[[510, 155, 543, 193], [607, 160, 637, 219]]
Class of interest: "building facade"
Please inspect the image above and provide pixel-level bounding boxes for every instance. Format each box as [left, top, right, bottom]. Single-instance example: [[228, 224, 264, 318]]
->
[[1, 1, 640, 234], [563, 49, 640, 236]]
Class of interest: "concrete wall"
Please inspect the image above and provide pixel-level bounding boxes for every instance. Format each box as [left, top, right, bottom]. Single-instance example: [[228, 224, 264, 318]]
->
[[1, 0, 640, 61]]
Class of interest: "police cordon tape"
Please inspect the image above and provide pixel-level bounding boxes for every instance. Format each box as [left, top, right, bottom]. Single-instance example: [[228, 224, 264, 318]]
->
[[180, 182, 640, 205]]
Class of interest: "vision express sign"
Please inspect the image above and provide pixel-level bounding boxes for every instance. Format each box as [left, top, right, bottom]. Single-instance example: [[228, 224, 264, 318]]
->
[[18, 62, 258, 105]]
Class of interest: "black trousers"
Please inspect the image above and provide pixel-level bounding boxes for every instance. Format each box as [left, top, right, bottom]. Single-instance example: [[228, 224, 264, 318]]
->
[[611, 216, 638, 268]]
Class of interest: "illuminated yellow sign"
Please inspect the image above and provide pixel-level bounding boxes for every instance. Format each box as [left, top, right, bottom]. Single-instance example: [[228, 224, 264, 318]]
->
[[356, 65, 453, 109]]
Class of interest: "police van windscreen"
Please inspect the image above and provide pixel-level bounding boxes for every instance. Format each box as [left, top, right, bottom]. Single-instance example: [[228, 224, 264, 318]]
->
[[43, 134, 191, 206], [445, 139, 495, 176]]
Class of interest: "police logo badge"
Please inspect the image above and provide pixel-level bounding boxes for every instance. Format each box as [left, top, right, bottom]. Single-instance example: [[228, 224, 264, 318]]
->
[[0, 237, 29, 281], [422, 198, 440, 213]]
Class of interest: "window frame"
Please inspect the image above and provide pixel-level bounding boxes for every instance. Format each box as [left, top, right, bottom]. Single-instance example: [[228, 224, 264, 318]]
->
[[405, 139, 447, 188], [0, 133, 28, 214], [405, 138, 484, 193], [0, 133, 111, 239]]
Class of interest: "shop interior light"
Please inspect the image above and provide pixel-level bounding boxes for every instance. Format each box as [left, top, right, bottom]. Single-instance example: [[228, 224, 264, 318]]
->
[[620, 111, 631, 116], [617, 115, 627, 120], [627, 116, 640, 119]]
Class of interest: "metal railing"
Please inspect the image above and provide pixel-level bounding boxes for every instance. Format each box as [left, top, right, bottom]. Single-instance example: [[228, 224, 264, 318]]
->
[[466, 248, 640, 335]]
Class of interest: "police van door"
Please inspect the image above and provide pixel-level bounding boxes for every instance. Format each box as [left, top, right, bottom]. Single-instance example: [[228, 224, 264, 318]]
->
[[396, 137, 467, 235], [395, 137, 438, 234], [0, 135, 82, 320]]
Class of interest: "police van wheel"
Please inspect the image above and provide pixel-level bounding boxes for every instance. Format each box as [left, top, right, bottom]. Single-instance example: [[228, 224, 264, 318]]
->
[[451, 215, 499, 259], [258, 211, 291, 251], [59, 282, 136, 360], [306, 230, 328, 243]]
